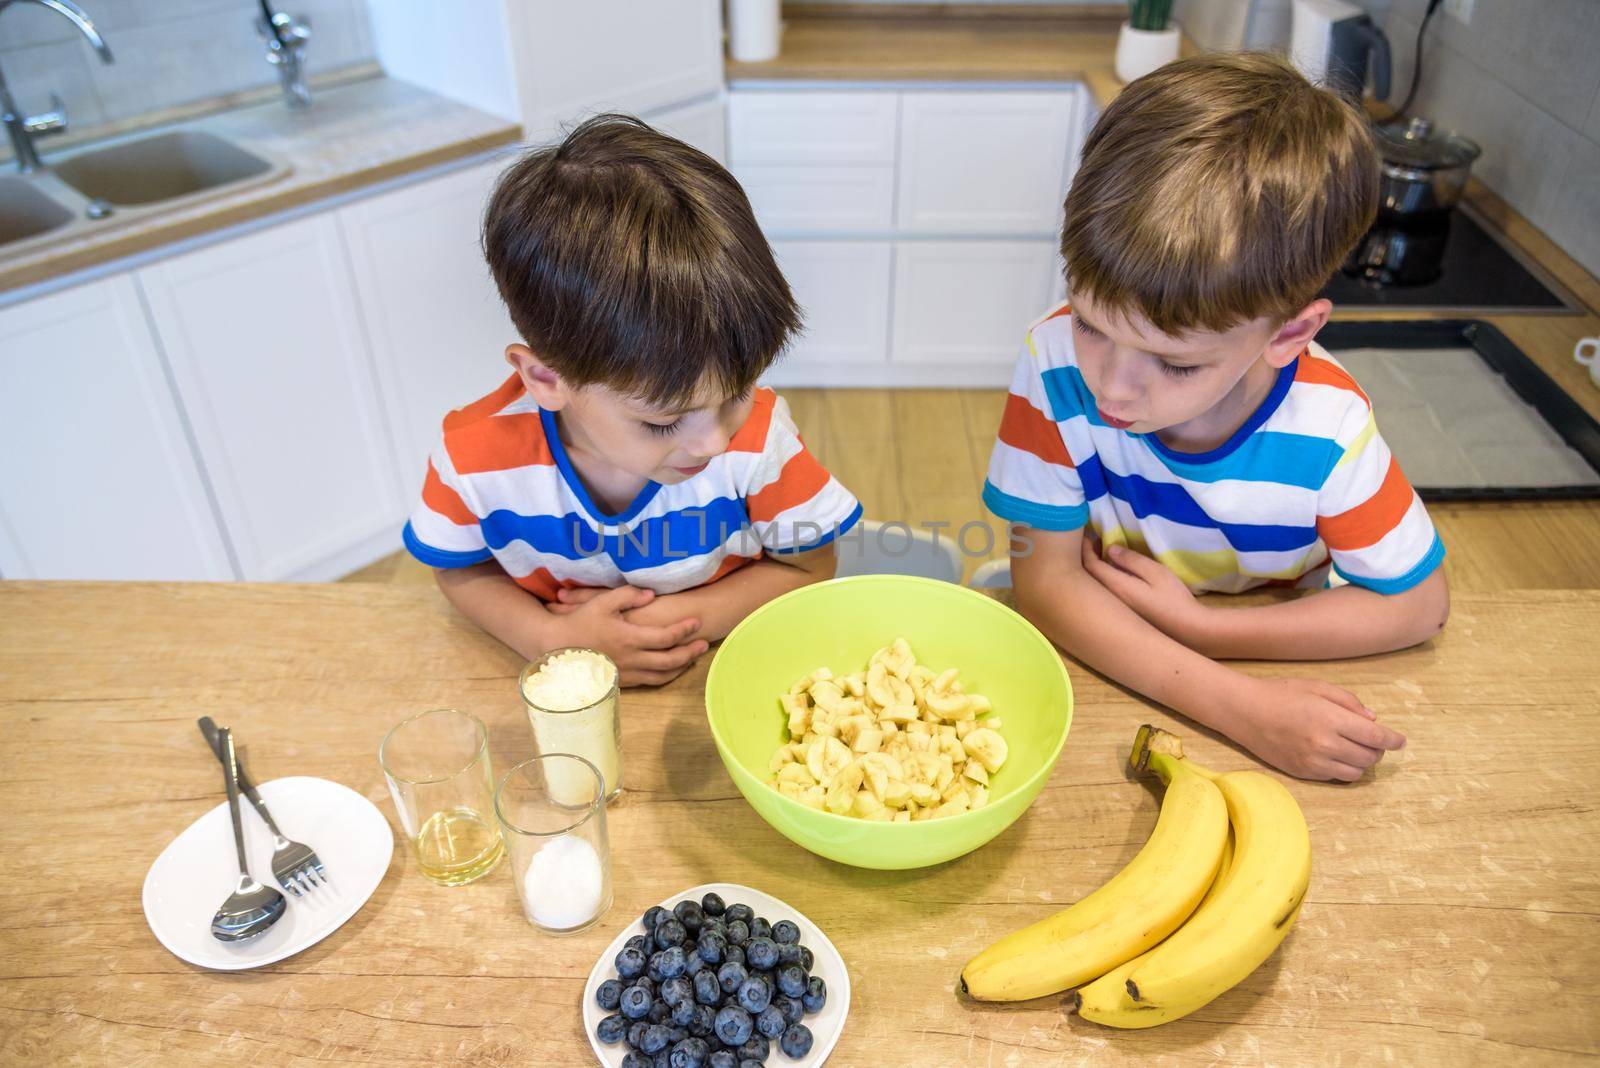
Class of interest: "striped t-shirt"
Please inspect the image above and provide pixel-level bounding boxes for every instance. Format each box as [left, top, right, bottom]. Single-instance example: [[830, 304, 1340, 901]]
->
[[983, 302, 1444, 595], [403, 376, 862, 600]]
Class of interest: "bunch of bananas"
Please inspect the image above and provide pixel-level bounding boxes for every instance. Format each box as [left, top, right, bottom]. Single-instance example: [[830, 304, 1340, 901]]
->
[[958, 725, 1311, 1028]]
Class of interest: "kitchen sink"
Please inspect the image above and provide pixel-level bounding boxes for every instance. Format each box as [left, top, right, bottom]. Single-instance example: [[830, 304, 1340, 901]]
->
[[0, 176, 73, 246], [53, 129, 278, 206]]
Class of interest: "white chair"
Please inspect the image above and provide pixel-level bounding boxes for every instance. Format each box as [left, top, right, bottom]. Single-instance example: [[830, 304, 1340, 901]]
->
[[969, 558, 1012, 589], [833, 520, 963, 584]]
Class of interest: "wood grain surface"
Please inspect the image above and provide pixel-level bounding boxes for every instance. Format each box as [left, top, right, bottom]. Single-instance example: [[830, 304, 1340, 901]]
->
[[3, 581, 1597, 1065]]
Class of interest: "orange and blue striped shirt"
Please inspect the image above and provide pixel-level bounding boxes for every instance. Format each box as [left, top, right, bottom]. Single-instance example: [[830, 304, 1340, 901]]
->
[[983, 302, 1444, 594], [404, 377, 861, 600]]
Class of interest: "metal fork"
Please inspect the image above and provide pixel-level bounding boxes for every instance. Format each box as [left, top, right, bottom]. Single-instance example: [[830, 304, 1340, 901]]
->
[[198, 716, 328, 897]]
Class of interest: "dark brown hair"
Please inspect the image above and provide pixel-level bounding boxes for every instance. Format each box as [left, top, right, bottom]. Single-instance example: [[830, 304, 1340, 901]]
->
[[483, 114, 801, 408], [1062, 52, 1379, 336]]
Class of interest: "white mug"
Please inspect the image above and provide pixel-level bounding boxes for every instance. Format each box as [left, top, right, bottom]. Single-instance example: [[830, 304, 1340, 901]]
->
[[1578, 336, 1600, 389]]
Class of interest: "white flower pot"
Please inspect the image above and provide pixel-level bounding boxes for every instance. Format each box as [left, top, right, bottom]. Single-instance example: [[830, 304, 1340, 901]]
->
[[1114, 22, 1183, 84]]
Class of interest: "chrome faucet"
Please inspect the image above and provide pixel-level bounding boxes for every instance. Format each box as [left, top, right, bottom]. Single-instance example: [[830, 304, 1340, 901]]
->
[[255, 3, 312, 110], [0, 0, 113, 173]]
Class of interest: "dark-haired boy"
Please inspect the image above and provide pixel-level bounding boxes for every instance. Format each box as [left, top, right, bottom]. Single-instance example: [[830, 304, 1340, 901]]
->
[[405, 116, 861, 686]]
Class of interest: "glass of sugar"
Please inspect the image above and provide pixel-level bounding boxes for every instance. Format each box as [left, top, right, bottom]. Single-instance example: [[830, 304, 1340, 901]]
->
[[493, 754, 612, 934], [520, 648, 622, 803]]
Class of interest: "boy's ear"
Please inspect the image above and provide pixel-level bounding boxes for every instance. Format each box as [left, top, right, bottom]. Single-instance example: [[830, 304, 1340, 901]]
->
[[506, 344, 569, 409], [1262, 298, 1331, 368]]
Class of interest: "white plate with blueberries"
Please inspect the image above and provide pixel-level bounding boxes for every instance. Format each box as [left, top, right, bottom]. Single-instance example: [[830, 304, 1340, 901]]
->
[[582, 882, 850, 1067]]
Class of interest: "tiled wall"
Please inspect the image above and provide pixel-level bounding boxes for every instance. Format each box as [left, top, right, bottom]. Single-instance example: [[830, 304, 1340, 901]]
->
[[0, 0, 373, 140], [1376, 0, 1600, 278]]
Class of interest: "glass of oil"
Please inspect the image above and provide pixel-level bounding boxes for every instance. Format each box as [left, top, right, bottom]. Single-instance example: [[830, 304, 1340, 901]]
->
[[379, 709, 505, 886]]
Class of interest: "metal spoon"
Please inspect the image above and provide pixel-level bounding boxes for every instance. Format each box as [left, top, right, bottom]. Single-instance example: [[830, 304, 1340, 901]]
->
[[211, 727, 286, 942]]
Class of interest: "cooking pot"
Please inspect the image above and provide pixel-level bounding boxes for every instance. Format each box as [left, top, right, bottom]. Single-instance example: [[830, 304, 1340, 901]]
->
[[1374, 116, 1481, 220]]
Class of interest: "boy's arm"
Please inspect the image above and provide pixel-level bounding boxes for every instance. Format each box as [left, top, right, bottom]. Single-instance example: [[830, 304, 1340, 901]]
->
[[435, 562, 705, 686], [1080, 540, 1449, 660], [1012, 527, 1406, 781], [552, 547, 837, 644]]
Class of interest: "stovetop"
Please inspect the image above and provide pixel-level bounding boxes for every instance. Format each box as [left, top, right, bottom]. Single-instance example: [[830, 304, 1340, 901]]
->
[[1320, 208, 1575, 314]]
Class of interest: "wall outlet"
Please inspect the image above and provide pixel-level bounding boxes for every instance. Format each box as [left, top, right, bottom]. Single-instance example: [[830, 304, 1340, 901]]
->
[[1442, 0, 1475, 25]]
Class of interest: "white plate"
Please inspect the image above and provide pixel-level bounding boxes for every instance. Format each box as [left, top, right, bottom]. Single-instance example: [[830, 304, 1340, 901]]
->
[[142, 776, 394, 970], [582, 882, 851, 1067]]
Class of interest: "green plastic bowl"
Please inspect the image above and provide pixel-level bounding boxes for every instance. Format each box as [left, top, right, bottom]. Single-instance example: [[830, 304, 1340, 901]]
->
[[705, 575, 1073, 870]]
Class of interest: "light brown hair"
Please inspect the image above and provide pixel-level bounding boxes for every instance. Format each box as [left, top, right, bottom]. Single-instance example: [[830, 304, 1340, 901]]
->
[[483, 114, 801, 408], [1062, 52, 1378, 336]]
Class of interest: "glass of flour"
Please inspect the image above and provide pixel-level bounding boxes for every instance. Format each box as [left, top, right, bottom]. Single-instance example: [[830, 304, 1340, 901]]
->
[[493, 754, 612, 934], [519, 648, 622, 803]]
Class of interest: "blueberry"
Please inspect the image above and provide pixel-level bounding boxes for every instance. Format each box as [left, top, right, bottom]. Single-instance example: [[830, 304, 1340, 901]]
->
[[701, 892, 726, 916], [697, 930, 726, 965], [779, 1022, 814, 1058], [802, 975, 826, 1014], [724, 920, 750, 946], [675, 899, 706, 933], [622, 1052, 652, 1068], [776, 943, 801, 967], [745, 937, 779, 971], [737, 1062, 762, 1068], [621, 985, 652, 1020], [685, 952, 708, 977], [701, 914, 727, 937], [755, 1003, 786, 1040], [713, 1004, 754, 1046], [640, 1024, 674, 1055], [716, 959, 748, 994], [708, 1052, 737, 1068], [768, 965, 801, 999], [775, 995, 804, 1026], [748, 917, 772, 942], [633, 976, 657, 999], [659, 946, 689, 979], [656, 918, 688, 950], [655, 1055, 672, 1068], [597, 978, 626, 1011], [689, 1002, 716, 1037], [736, 975, 771, 1014], [627, 934, 651, 955], [648, 999, 671, 1023], [628, 1021, 651, 1049], [725, 903, 754, 925], [669, 1036, 711, 1068], [644, 905, 669, 930], [736, 1035, 769, 1062], [692, 968, 721, 1005], [648, 953, 668, 983], [617, 945, 648, 980], [669, 1026, 690, 1045], [723, 944, 745, 967], [767, 919, 798, 944], [670, 997, 696, 1027], [661, 974, 694, 1006], [798, 946, 813, 971], [597, 1012, 628, 1043]]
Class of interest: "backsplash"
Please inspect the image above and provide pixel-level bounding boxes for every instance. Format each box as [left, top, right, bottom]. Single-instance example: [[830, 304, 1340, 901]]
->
[[0, 0, 373, 146]]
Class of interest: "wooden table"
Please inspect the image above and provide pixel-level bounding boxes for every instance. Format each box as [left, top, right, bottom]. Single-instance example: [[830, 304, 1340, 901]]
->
[[3, 582, 1598, 1065]]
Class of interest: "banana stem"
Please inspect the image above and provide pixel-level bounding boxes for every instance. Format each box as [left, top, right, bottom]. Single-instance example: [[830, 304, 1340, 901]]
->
[[1130, 724, 1219, 782]]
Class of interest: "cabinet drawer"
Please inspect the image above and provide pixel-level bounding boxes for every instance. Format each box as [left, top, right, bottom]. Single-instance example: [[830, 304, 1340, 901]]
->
[[897, 90, 1079, 233], [736, 164, 896, 232], [728, 90, 898, 165], [770, 241, 892, 369], [891, 241, 1061, 365]]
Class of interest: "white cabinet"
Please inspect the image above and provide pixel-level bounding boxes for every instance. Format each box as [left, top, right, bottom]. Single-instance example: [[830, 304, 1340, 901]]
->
[[896, 91, 1079, 233], [0, 276, 233, 580], [891, 241, 1061, 369], [728, 91, 899, 165], [737, 165, 896, 233], [339, 159, 517, 501], [650, 93, 728, 164], [504, 0, 723, 139], [766, 241, 892, 384], [138, 214, 404, 581]]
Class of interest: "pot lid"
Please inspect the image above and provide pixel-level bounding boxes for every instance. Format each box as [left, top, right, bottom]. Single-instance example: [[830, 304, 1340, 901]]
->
[[1376, 117, 1481, 169]]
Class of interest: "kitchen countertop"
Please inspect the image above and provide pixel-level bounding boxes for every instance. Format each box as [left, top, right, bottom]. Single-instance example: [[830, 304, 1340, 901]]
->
[[726, 9, 1133, 105], [0, 76, 521, 295], [3, 580, 1597, 1063]]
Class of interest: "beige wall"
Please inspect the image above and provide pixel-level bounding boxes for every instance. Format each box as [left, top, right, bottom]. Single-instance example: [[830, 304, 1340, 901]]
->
[[0, 0, 373, 143]]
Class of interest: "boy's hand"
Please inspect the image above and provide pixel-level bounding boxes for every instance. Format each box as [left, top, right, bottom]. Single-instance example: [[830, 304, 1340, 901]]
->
[[1238, 677, 1407, 782], [1081, 539, 1209, 645], [545, 586, 708, 687]]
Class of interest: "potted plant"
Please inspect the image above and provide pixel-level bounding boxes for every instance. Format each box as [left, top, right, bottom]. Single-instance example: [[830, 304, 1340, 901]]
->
[[1115, 0, 1182, 84]]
